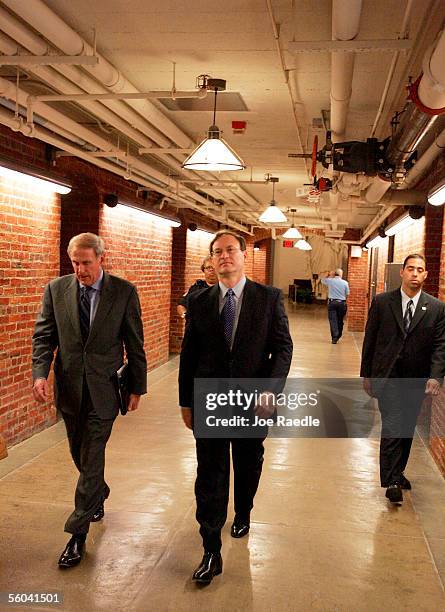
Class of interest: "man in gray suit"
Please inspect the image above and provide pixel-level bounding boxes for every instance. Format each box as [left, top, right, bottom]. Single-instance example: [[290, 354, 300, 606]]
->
[[32, 232, 147, 567]]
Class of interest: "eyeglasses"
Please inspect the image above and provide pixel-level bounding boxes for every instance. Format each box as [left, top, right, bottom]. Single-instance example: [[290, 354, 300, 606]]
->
[[203, 266, 215, 271], [211, 246, 242, 257]]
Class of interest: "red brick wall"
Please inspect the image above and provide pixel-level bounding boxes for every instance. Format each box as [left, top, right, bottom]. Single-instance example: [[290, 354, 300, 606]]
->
[[0, 175, 60, 446], [393, 217, 425, 263], [347, 249, 368, 331], [375, 238, 390, 294], [100, 204, 173, 369]]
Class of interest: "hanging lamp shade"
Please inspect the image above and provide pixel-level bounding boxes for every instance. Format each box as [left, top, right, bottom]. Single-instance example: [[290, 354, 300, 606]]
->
[[282, 224, 302, 239], [259, 176, 287, 223], [294, 238, 312, 250], [182, 125, 245, 171]]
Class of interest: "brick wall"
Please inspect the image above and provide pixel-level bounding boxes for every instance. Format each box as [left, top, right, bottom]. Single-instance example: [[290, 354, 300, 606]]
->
[[0, 176, 60, 446], [393, 217, 425, 262], [347, 249, 368, 331]]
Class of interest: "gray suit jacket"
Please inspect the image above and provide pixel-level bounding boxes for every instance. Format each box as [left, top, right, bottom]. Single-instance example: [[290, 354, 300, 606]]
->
[[32, 272, 147, 419]]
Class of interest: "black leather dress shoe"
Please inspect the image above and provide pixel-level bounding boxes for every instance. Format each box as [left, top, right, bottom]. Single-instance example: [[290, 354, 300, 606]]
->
[[231, 520, 250, 538], [400, 474, 412, 490], [385, 484, 403, 503], [58, 535, 85, 568], [192, 552, 222, 584], [91, 503, 104, 522]]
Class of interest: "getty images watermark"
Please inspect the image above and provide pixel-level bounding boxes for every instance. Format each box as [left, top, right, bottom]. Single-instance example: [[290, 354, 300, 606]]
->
[[193, 378, 440, 439]]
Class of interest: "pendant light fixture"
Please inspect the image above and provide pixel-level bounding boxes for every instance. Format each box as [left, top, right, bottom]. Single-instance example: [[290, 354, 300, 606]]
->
[[182, 79, 245, 172], [294, 237, 312, 250], [282, 209, 303, 239], [259, 177, 287, 223]]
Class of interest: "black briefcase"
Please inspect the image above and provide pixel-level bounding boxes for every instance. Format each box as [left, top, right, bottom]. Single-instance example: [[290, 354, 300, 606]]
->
[[115, 363, 130, 415]]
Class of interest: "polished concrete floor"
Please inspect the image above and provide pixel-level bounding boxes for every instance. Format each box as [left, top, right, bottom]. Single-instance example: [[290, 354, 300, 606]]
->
[[1, 303, 445, 611]]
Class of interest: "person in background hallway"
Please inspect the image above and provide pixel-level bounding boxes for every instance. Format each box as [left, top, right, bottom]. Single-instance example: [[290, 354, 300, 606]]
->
[[32, 233, 147, 567], [177, 255, 217, 318], [360, 254, 445, 504], [179, 230, 293, 584], [321, 268, 349, 344]]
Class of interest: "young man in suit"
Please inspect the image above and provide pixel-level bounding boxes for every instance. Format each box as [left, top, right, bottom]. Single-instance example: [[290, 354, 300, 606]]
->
[[179, 230, 293, 584], [360, 254, 445, 504], [32, 233, 147, 567]]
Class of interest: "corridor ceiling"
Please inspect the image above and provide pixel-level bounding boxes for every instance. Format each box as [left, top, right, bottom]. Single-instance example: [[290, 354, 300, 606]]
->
[[0, 0, 444, 237]]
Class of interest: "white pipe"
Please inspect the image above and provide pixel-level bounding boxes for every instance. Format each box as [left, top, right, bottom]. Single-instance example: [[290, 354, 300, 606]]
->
[[330, 0, 363, 139], [1, 0, 192, 148], [418, 29, 445, 110], [365, 176, 392, 203], [403, 127, 445, 188]]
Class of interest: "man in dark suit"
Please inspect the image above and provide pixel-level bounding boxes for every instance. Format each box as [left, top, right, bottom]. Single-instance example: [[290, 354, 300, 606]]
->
[[179, 230, 293, 584], [360, 254, 445, 504], [32, 232, 147, 567]]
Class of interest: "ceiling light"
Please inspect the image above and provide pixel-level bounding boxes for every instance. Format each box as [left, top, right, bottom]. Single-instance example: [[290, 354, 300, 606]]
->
[[104, 196, 181, 227], [253, 243, 260, 251], [427, 177, 445, 206], [294, 239, 312, 251], [182, 79, 245, 172], [282, 209, 302, 239], [365, 235, 384, 249], [259, 177, 287, 223], [384, 213, 417, 236], [0, 163, 71, 194]]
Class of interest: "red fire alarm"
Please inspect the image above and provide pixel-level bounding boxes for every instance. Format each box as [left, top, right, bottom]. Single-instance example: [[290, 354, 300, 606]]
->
[[232, 121, 247, 134]]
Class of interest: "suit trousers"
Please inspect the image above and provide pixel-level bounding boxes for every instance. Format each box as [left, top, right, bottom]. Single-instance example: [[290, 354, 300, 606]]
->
[[377, 377, 425, 487], [62, 381, 115, 535], [327, 300, 347, 340], [195, 437, 265, 552]]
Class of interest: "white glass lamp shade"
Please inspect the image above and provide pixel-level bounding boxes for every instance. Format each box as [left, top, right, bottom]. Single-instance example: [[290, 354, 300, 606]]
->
[[282, 225, 303, 239], [259, 201, 287, 223], [294, 239, 312, 250], [182, 126, 245, 171]]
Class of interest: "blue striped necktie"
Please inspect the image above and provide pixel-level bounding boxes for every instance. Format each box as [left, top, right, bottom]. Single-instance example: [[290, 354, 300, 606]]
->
[[79, 286, 93, 340], [222, 288, 235, 347]]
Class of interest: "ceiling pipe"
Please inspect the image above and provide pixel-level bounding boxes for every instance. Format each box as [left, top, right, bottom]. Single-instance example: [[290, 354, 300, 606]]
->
[[402, 126, 445, 188], [1, 0, 192, 148], [386, 28, 445, 170], [0, 7, 262, 224], [330, 0, 363, 140]]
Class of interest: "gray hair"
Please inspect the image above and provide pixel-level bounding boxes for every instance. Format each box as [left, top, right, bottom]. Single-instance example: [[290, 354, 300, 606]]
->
[[67, 232, 105, 257], [334, 268, 343, 277]]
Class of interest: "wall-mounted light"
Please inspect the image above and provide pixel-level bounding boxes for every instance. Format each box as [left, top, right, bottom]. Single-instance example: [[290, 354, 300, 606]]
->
[[182, 79, 245, 172], [253, 242, 260, 251], [428, 177, 445, 206], [365, 235, 384, 249], [0, 163, 71, 194], [104, 194, 181, 227], [384, 212, 418, 236], [259, 177, 287, 223]]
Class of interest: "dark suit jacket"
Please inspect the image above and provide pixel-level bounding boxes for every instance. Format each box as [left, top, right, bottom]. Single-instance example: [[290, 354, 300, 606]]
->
[[360, 288, 445, 380], [32, 272, 147, 419], [179, 278, 293, 408]]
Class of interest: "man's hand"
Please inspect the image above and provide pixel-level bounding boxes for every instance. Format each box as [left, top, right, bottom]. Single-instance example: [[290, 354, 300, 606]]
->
[[425, 378, 441, 396], [181, 407, 193, 430], [33, 378, 49, 403], [363, 378, 373, 397], [254, 392, 275, 419], [127, 394, 141, 411]]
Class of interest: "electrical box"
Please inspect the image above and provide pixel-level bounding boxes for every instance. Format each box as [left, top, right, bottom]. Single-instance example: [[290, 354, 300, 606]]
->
[[384, 263, 402, 292]]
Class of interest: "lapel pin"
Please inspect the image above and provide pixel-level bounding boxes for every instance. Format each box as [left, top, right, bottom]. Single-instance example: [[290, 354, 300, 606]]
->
[[422, 306, 427, 310]]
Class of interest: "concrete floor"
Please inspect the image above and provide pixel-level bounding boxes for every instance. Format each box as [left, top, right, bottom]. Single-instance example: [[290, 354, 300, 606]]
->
[[1, 303, 445, 611]]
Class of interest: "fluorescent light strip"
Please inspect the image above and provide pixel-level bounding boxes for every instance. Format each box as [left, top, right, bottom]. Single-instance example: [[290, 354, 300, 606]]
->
[[384, 213, 416, 236], [428, 177, 445, 206], [365, 235, 384, 249], [0, 164, 71, 194], [116, 202, 181, 227]]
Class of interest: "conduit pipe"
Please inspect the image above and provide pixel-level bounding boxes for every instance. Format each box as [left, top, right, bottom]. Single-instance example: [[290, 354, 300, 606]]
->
[[1, 0, 192, 148], [386, 28, 445, 168], [403, 127, 445, 188], [330, 0, 363, 139]]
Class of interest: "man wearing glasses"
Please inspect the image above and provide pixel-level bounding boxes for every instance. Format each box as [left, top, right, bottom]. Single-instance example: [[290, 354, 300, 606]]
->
[[179, 230, 293, 584]]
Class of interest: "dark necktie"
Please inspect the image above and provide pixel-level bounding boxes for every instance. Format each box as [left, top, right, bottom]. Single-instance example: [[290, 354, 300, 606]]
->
[[222, 288, 236, 347], [79, 286, 93, 340], [403, 299, 413, 332]]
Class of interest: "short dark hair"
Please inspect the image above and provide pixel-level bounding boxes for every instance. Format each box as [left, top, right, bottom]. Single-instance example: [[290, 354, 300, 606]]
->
[[210, 230, 246, 254], [200, 255, 213, 272], [402, 253, 426, 269]]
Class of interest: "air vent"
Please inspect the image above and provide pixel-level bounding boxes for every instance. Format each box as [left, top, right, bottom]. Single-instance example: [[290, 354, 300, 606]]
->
[[158, 92, 248, 112]]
